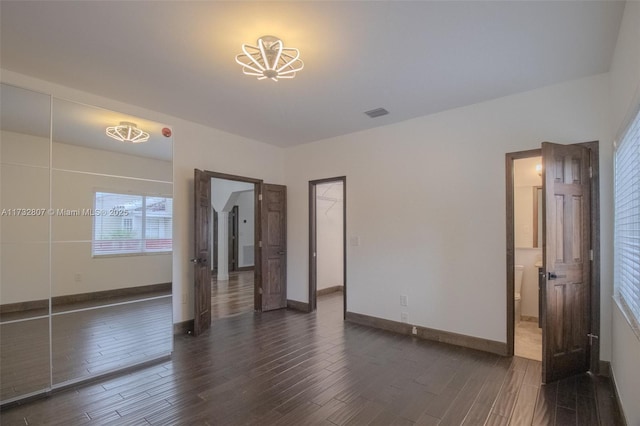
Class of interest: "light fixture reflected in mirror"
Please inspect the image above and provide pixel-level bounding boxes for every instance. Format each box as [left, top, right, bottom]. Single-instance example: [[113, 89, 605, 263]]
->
[[536, 164, 542, 176], [106, 121, 150, 143]]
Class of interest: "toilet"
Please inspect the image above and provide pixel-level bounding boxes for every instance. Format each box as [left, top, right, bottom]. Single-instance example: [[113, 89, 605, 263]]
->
[[515, 265, 524, 323]]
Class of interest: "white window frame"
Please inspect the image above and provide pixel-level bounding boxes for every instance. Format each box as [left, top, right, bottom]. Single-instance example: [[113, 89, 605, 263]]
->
[[92, 191, 173, 257]]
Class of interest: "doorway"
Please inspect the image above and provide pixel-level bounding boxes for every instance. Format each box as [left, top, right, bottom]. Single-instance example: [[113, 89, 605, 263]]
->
[[512, 156, 543, 361], [309, 177, 346, 317], [505, 142, 601, 383], [211, 178, 254, 319], [192, 169, 288, 336]]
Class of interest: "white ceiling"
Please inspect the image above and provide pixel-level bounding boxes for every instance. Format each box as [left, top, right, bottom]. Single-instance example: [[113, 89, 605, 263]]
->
[[0, 1, 625, 148]]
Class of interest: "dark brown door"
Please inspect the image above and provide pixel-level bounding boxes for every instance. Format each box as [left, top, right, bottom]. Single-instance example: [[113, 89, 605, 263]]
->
[[213, 206, 239, 273], [261, 184, 287, 311], [193, 169, 212, 336], [542, 142, 591, 383], [229, 205, 238, 272]]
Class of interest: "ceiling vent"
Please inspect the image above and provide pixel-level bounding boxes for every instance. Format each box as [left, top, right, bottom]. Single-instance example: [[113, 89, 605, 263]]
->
[[364, 108, 389, 118]]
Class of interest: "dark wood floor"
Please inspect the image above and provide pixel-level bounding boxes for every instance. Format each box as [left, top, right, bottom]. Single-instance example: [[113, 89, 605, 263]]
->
[[0, 293, 623, 425], [211, 270, 254, 319]]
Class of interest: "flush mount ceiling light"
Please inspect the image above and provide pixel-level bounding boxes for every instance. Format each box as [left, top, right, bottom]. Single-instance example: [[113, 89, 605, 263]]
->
[[105, 121, 150, 143], [235, 35, 304, 82]]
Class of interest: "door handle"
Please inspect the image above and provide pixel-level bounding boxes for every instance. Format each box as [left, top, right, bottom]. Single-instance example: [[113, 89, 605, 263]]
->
[[190, 258, 207, 264], [278, 251, 286, 255], [548, 272, 566, 280]]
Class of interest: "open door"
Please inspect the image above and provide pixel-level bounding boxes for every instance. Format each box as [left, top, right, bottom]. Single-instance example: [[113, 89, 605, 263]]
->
[[193, 169, 212, 336], [542, 142, 591, 383], [260, 184, 287, 311]]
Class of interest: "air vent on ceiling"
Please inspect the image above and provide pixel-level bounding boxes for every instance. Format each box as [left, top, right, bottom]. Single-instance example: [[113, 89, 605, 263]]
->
[[364, 108, 389, 118]]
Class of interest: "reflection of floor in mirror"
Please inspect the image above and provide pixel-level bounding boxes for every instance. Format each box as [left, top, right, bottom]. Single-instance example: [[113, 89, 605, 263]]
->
[[51, 296, 173, 385], [211, 270, 254, 319], [515, 319, 542, 361], [0, 318, 50, 401], [1, 296, 173, 404]]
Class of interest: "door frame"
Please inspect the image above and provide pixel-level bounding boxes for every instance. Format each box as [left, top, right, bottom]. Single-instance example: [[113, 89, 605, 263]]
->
[[505, 142, 600, 374], [203, 170, 263, 312], [309, 176, 347, 318]]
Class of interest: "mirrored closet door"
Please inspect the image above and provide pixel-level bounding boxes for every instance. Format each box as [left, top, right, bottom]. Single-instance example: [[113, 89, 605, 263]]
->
[[0, 84, 174, 405], [0, 84, 52, 403]]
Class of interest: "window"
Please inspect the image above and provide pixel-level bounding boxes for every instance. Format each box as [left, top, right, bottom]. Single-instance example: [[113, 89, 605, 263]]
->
[[614, 107, 640, 328], [93, 192, 172, 256]]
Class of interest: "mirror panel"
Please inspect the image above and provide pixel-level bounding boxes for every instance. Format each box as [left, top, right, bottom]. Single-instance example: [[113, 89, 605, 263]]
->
[[0, 85, 173, 404], [50, 98, 173, 386], [0, 84, 52, 403], [52, 297, 172, 384]]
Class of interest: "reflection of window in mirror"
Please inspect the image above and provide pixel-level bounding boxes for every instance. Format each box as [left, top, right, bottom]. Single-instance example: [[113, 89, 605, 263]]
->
[[532, 186, 542, 248], [92, 191, 173, 256]]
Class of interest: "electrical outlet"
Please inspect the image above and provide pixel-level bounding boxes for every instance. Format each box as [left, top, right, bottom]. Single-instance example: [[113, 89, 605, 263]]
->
[[412, 326, 418, 335], [400, 312, 408, 323], [74, 273, 82, 283], [400, 294, 408, 307]]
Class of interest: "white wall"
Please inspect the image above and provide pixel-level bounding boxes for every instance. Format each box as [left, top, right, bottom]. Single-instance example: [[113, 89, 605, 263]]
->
[[514, 157, 542, 248], [211, 178, 253, 212], [0, 70, 285, 323], [210, 179, 255, 271], [316, 182, 344, 291], [285, 73, 612, 346], [608, 2, 640, 424]]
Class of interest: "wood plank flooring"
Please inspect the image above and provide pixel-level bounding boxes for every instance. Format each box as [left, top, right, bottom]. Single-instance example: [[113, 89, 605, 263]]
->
[[0, 293, 623, 425], [211, 270, 254, 319]]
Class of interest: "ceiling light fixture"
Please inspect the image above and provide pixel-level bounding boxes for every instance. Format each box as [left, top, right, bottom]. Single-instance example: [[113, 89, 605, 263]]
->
[[235, 35, 304, 82], [105, 121, 150, 143], [536, 164, 542, 176]]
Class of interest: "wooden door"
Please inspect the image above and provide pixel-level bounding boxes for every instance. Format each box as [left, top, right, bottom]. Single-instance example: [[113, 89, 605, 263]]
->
[[261, 184, 287, 311], [212, 206, 238, 272], [542, 142, 591, 383], [229, 206, 238, 271], [193, 169, 212, 336]]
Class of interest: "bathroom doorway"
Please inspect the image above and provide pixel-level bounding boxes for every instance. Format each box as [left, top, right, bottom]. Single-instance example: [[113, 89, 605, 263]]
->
[[309, 177, 346, 317], [512, 156, 543, 361], [505, 142, 601, 382]]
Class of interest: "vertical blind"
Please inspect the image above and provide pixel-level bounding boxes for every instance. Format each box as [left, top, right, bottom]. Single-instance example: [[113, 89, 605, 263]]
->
[[615, 107, 640, 325], [93, 192, 172, 256]]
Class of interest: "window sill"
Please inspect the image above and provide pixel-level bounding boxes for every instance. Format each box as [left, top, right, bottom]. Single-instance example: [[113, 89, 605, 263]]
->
[[92, 251, 172, 259], [613, 293, 640, 342]]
